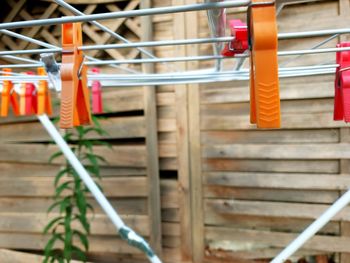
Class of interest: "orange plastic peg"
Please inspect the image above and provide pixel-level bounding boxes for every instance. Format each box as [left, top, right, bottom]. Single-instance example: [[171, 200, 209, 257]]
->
[[37, 67, 52, 115], [1, 68, 19, 117], [60, 22, 91, 128], [249, 0, 280, 128]]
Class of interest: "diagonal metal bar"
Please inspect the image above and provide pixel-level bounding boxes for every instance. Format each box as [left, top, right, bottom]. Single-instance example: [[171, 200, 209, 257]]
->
[[0, 29, 138, 74], [53, 0, 177, 72]]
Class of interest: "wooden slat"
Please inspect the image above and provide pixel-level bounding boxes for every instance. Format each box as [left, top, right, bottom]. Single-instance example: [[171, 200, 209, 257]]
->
[[201, 113, 347, 130], [0, 197, 148, 214], [205, 199, 350, 221], [201, 129, 339, 144], [0, 177, 148, 197], [204, 213, 339, 235], [204, 172, 350, 190], [0, 144, 147, 167], [205, 227, 350, 253], [202, 143, 350, 159], [141, 0, 162, 254], [0, 116, 146, 143], [203, 159, 339, 173], [204, 186, 339, 204], [200, 75, 334, 104], [0, 213, 149, 236], [0, 233, 141, 254]]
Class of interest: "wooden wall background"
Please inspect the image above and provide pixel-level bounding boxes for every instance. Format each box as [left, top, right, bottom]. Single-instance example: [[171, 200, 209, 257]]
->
[[0, 0, 350, 263]]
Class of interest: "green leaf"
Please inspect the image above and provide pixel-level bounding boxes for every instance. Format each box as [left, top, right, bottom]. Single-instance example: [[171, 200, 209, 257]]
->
[[59, 196, 72, 214], [54, 168, 70, 187], [63, 210, 72, 261], [73, 230, 89, 250], [75, 214, 90, 233], [72, 245, 86, 261], [75, 189, 87, 216], [49, 151, 63, 163], [44, 216, 64, 234], [47, 200, 61, 214], [44, 233, 61, 258], [55, 181, 73, 198]]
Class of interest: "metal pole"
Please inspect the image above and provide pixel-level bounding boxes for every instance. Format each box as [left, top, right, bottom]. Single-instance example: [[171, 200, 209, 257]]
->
[[271, 189, 350, 263], [0, 1, 250, 30], [37, 114, 162, 263]]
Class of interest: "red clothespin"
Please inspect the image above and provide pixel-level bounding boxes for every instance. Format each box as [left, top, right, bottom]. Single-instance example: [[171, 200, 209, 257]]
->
[[37, 67, 53, 115], [19, 71, 37, 116], [221, 19, 248, 57], [24, 71, 37, 115], [1, 68, 19, 117], [334, 42, 350, 122], [60, 22, 91, 128], [91, 68, 103, 114]]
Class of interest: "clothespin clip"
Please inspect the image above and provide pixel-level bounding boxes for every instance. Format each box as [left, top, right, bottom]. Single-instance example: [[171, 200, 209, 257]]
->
[[91, 68, 103, 114], [37, 67, 52, 115], [60, 22, 91, 128], [334, 42, 350, 122], [221, 19, 248, 57], [248, 0, 280, 128], [1, 68, 19, 117], [19, 71, 37, 116]]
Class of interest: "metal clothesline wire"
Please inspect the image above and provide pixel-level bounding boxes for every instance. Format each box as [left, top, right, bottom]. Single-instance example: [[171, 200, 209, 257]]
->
[[1, 27, 350, 57], [0, 1, 251, 30], [0, 29, 138, 74], [0, 44, 349, 69], [53, 0, 176, 73]]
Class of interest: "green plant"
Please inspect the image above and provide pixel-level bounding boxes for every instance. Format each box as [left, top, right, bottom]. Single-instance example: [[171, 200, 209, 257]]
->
[[44, 116, 110, 263]]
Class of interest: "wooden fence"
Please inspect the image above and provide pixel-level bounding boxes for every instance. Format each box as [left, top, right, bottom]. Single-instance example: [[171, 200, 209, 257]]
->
[[0, 0, 350, 263]]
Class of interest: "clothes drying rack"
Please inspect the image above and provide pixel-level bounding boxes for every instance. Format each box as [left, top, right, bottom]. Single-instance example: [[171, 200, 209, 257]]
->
[[0, 0, 348, 262]]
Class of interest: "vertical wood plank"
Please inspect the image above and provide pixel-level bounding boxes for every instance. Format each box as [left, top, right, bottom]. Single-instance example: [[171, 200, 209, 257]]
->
[[140, 0, 162, 256], [340, 127, 350, 263], [185, 0, 204, 262], [173, 0, 194, 261]]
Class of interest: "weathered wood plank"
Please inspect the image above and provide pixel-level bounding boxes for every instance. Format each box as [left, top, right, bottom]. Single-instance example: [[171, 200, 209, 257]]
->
[[0, 144, 147, 167], [200, 75, 334, 104], [201, 129, 339, 144], [205, 199, 350, 221], [0, 213, 149, 236], [204, 172, 350, 190], [0, 177, 148, 197], [203, 159, 339, 173], [0, 116, 146, 143], [202, 143, 350, 159], [205, 227, 350, 253], [201, 113, 346, 130]]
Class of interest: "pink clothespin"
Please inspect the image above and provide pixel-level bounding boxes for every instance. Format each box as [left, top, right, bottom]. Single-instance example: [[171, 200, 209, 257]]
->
[[221, 19, 248, 57], [91, 68, 103, 114]]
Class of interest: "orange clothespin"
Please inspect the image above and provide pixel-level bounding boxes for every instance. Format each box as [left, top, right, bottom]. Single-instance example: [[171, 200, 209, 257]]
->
[[1, 68, 19, 117], [37, 67, 52, 115], [60, 22, 91, 128], [249, 0, 280, 128]]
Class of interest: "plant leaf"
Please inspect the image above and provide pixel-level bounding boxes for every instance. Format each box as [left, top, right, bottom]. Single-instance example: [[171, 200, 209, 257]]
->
[[44, 216, 64, 234], [55, 181, 73, 198], [73, 230, 89, 251], [49, 151, 63, 164]]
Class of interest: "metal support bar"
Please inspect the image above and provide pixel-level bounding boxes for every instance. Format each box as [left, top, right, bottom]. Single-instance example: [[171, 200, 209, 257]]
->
[[271, 188, 350, 263], [0, 1, 250, 30], [37, 114, 162, 263]]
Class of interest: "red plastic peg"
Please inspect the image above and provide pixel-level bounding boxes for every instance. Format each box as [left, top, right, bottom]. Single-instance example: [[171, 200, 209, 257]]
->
[[334, 42, 350, 122], [91, 68, 103, 114], [221, 19, 248, 57]]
